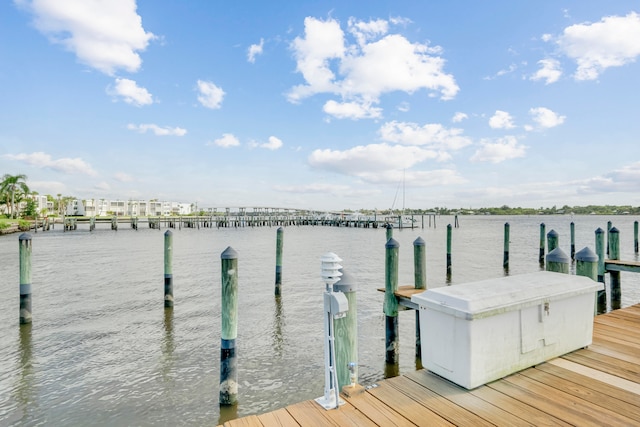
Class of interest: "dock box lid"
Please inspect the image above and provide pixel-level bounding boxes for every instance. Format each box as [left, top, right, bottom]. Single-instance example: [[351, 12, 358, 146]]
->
[[411, 271, 602, 320]]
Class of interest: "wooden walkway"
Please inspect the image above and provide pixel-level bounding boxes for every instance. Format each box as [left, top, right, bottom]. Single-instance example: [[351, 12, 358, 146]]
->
[[221, 304, 640, 426]]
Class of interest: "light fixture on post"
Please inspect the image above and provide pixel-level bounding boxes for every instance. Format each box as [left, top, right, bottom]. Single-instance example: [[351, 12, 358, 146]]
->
[[315, 252, 348, 410]]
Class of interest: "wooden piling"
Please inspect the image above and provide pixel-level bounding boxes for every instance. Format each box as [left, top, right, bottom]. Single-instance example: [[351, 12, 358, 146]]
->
[[545, 247, 569, 274], [609, 227, 621, 310], [503, 222, 510, 270], [595, 228, 605, 283], [274, 227, 283, 296], [539, 223, 546, 264], [19, 233, 32, 324], [413, 237, 426, 358], [635, 220, 639, 254], [220, 246, 239, 406], [570, 222, 575, 260], [547, 229, 559, 252], [446, 224, 452, 277], [164, 230, 174, 308], [334, 270, 357, 390], [385, 224, 393, 241], [575, 247, 603, 313], [384, 238, 399, 365], [607, 221, 612, 256]]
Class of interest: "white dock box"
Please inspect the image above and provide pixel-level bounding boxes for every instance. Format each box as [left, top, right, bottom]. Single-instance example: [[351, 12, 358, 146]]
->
[[411, 271, 601, 389]]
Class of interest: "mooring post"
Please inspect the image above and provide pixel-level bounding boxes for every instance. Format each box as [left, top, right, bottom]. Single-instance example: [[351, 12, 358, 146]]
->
[[334, 269, 357, 390], [607, 221, 612, 256], [546, 247, 569, 274], [595, 228, 606, 283], [547, 229, 559, 252], [503, 222, 510, 271], [609, 227, 621, 310], [539, 223, 546, 264], [413, 237, 426, 358], [274, 227, 284, 296], [164, 230, 173, 308], [385, 224, 393, 241], [19, 233, 33, 324], [575, 247, 603, 314], [635, 220, 639, 254], [570, 222, 576, 260], [446, 224, 452, 277], [220, 246, 239, 406], [384, 238, 399, 365]]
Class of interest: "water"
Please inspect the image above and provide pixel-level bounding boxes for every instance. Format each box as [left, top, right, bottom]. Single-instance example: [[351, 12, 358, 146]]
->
[[1, 215, 639, 425]]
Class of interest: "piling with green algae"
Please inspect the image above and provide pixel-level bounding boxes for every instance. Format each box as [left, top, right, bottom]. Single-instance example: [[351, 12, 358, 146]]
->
[[164, 230, 174, 308], [19, 233, 32, 324], [503, 222, 510, 270], [595, 228, 605, 283], [220, 246, 239, 406], [546, 247, 569, 274], [570, 222, 576, 260], [274, 227, 284, 296], [635, 221, 639, 254], [539, 223, 546, 264], [547, 229, 559, 252], [413, 237, 426, 358], [446, 224, 452, 276], [609, 227, 621, 310], [333, 269, 357, 390], [384, 238, 399, 365], [575, 247, 602, 313]]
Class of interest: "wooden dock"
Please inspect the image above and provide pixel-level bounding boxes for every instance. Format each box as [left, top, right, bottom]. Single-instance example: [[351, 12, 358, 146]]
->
[[220, 304, 640, 426]]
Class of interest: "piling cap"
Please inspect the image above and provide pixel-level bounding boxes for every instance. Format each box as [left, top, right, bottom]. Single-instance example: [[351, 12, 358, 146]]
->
[[164, 230, 173, 236], [19, 232, 32, 241], [413, 236, 425, 246], [546, 247, 569, 263], [575, 247, 598, 262], [221, 246, 238, 259], [609, 226, 619, 234], [385, 237, 399, 249], [547, 229, 559, 238], [334, 269, 357, 293], [595, 227, 604, 234]]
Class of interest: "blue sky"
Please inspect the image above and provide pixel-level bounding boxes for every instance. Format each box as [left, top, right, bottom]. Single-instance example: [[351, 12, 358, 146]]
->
[[1, 1, 640, 211]]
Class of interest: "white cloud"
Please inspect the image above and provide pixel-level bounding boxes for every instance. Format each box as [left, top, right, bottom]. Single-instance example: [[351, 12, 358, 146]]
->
[[127, 123, 187, 136], [29, 180, 66, 194], [108, 78, 153, 106], [528, 107, 566, 129], [555, 12, 640, 80], [488, 110, 515, 129], [197, 80, 225, 109], [3, 151, 98, 175], [209, 133, 240, 148], [452, 112, 468, 123], [19, 0, 154, 75], [94, 181, 111, 191], [470, 136, 527, 163], [288, 16, 458, 120], [484, 63, 518, 80], [308, 143, 440, 178], [248, 38, 264, 63], [260, 136, 283, 150], [530, 59, 562, 84], [578, 162, 640, 194], [323, 100, 382, 119], [114, 172, 133, 182], [378, 121, 472, 151]]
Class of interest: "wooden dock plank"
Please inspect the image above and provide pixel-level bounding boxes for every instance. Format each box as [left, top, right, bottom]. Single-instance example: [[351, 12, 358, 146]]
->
[[341, 389, 416, 427], [503, 372, 638, 426], [223, 414, 264, 427], [405, 370, 536, 426], [384, 375, 494, 426], [520, 366, 640, 423], [562, 350, 640, 383], [468, 384, 572, 426], [256, 408, 300, 427], [365, 382, 454, 426]]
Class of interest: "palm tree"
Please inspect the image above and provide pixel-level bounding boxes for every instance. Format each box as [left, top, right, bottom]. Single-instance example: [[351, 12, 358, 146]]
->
[[0, 174, 29, 218]]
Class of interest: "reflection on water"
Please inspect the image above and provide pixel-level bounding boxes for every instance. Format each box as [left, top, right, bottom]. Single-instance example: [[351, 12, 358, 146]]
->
[[0, 215, 639, 424]]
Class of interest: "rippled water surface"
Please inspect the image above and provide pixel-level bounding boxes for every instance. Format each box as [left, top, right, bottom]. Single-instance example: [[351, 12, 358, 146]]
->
[[1, 215, 639, 425]]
